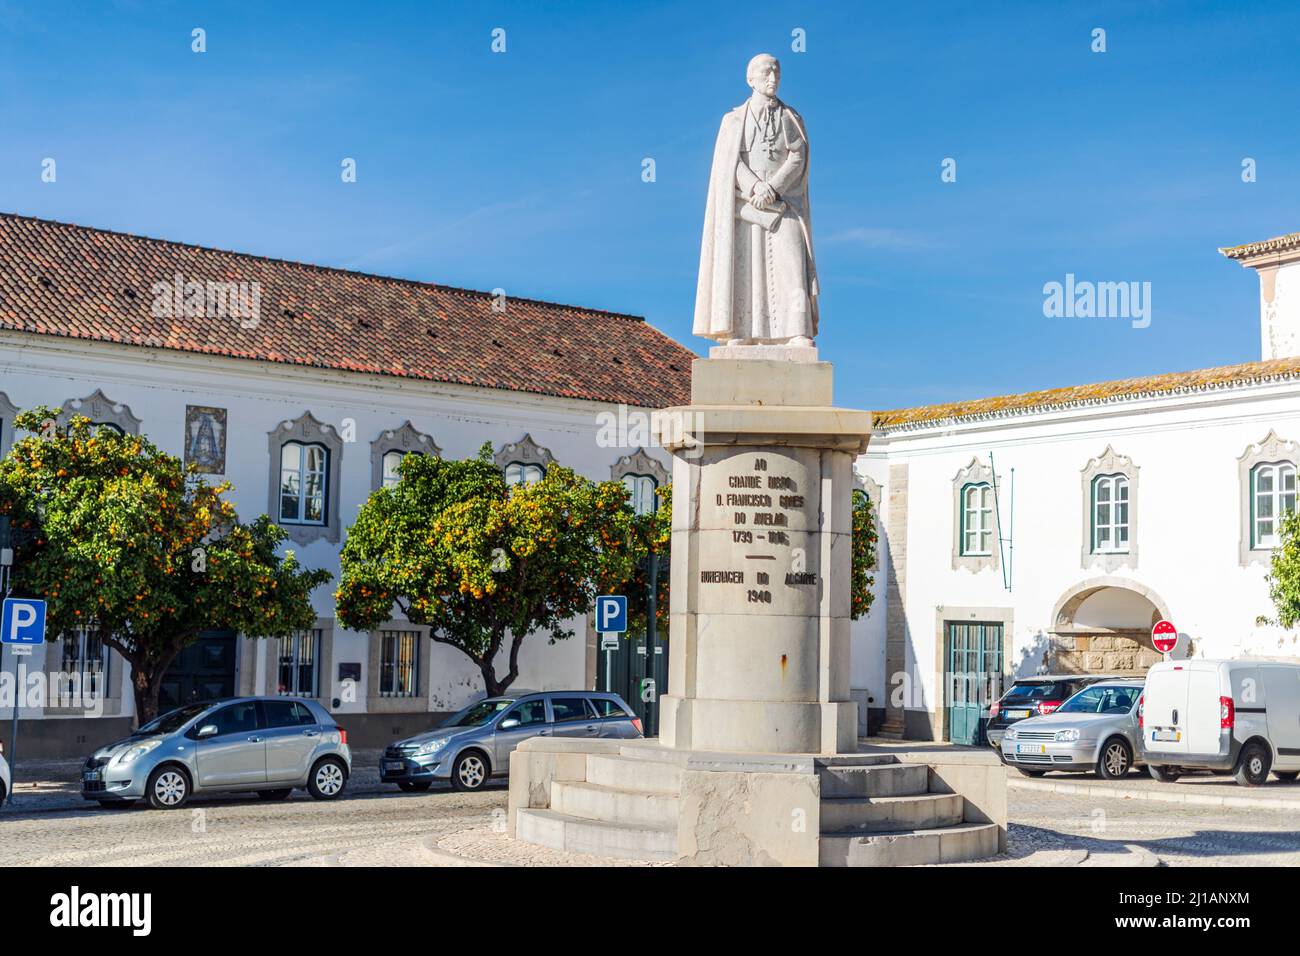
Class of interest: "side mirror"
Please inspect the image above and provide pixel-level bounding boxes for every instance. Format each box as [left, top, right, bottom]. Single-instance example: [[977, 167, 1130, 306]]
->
[[499, 718, 520, 730], [196, 724, 218, 739]]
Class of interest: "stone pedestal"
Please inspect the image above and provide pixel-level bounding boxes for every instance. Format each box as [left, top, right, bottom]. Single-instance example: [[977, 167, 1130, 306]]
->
[[653, 357, 872, 755], [507, 356, 1008, 866]]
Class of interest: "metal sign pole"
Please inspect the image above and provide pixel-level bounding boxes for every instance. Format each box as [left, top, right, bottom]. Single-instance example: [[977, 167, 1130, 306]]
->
[[2, 563, 14, 807]]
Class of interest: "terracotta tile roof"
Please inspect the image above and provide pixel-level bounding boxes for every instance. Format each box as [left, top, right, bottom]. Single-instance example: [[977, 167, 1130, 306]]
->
[[873, 356, 1300, 431], [0, 212, 694, 408], [1220, 232, 1300, 261]]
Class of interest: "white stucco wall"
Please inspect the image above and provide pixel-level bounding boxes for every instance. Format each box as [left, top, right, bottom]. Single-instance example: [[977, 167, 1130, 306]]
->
[[858, 379, 1300, 733], [0, 332, 671, 720]]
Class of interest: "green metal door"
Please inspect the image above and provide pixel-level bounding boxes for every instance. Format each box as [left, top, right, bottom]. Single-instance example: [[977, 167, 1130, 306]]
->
[[946, 621, 1003, 746]]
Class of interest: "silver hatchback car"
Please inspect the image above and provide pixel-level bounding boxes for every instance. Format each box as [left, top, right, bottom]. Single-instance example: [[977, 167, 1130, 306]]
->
[[82, 696, 352, 809], [1002, 678, 1146, 780], [382, 690, 642, 792]]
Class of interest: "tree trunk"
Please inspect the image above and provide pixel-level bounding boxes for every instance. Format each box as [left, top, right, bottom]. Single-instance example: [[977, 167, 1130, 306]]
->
[[477, 625, 514, 697], [131, 667, 163, 726], [127, 641, 188, 727]]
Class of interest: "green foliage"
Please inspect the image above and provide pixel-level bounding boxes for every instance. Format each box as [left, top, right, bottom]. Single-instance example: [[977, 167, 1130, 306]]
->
[[850, 488, 879, 620], [0, 407, 331, 722], [337, 444, 640, 696], [1264, 509, 1300, 628]]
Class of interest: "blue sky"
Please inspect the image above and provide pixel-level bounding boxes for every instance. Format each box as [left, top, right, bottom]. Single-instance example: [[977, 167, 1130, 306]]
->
[[1, 0, 1297, 411]]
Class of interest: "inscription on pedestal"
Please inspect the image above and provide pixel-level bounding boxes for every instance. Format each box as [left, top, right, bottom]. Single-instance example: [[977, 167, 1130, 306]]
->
[[699, 454, 819, 612]]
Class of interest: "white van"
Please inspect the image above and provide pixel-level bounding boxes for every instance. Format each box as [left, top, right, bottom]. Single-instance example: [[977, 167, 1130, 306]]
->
[[1143, 658, 1300, 786]]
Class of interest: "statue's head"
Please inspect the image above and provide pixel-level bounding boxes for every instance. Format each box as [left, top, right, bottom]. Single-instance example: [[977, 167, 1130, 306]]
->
[[746, 54, 780, 97]]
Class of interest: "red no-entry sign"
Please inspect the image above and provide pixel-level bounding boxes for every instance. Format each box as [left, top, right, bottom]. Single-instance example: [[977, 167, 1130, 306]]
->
[[1152, 619, 1178, 654]]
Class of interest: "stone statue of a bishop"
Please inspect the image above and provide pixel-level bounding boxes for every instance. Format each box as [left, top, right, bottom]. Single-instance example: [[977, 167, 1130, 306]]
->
[[693, 53, 819, 347]]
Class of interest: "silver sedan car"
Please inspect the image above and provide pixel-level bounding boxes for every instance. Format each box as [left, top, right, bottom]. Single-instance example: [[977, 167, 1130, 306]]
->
[[382, 690, 642, 792], [81, 696, 351, 809], [1001, 679, 1146, 780]]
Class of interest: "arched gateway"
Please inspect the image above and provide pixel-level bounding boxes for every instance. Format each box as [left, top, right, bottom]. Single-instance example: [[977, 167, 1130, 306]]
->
[[1048, 577, 1170, 675]]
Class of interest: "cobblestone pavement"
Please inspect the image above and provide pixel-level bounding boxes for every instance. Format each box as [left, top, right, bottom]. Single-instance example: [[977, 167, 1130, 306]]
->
[[0, 749, 508, 867], [6, 751, 1300, 866], [1008, 786, 1300, 866]]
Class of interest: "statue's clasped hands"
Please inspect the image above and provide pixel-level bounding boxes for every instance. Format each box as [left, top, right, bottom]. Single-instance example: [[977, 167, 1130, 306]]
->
[[750, 181, 777, 210]]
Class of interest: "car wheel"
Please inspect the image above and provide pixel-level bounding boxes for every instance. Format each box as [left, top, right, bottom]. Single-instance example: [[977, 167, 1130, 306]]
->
[[1148, 764, 1182, 783], [450, 750, 489, 791], [398, 781, 432, 793], [1234, 741, 1271, 787], [257, 789, 293, 800], [307, 757, 348, 800], [1016, 768, 1047, 778], [1274, 770, 1300, 782], [146, 765, 191, 810], [1096, 738, 1133, 780]]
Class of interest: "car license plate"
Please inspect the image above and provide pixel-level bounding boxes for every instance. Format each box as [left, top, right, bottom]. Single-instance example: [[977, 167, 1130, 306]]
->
[[1152, 730, 1180, 742], [1007, 710, 1030, 719], [82, 771, 101, 782], [1016, 743, 1046, 755], [384, 761, 404, 771]]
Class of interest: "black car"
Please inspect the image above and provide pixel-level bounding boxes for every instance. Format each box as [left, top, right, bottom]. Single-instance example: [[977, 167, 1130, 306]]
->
[[987, 675, 1119, 752]]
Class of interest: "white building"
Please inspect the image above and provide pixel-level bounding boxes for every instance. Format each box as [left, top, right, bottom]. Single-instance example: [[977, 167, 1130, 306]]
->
[[0, 213, 691, 755], [856, 231, 1300, 742]]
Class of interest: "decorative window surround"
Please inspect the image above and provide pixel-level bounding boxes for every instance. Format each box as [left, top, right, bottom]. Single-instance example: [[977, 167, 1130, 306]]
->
[[611, 447, 670, 514], [0, 391, 17, 455], [951, 458, 1000, 573], [267, 412, 343, 545], [609, 447, 669, 486], [1080, 446, 1139, 571], [367, 626, 426, 713], [57, 389, 142, 435], [370, 421, 440, 490], [261, 617, 334, 701], [495, 433, 555, 483], [1238, 430, 1300, 566]]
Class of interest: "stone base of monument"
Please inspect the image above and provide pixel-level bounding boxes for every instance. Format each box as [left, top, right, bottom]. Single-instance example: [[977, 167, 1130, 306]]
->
[[507, 737, 1007, 866], [504, 354, 1006, 865]]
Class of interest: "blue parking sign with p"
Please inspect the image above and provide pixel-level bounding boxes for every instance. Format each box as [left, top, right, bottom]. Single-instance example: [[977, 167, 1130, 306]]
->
[[596, 595, 627, 634], [2, 598, 47, 645]]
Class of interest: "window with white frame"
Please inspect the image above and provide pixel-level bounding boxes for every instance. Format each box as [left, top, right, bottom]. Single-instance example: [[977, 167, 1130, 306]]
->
[[504, 462, 545, 486], [60, 628, 107, 698], [279, 441, 328, 525], [1252, 462, 1297, 549], [380, 449, 416, 489], [1092, 474, 1130, 553], [277, 629, 320, 697], [379, 630, 419, 698], [960, 483, 994, 556], [623, 474, 658, 515]]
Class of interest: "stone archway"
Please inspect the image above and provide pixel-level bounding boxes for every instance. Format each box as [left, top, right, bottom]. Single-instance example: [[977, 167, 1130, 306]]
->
[[1048, 577, 1170, 676]]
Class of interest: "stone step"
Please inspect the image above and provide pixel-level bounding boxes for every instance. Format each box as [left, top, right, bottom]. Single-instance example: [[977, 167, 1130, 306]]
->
[[820, 822, 1000, 867], [819, 793, 964, 834], [551, 780, 679, 828], [586, 754, 683, 795], [515, 808, 677, 861], [817, 762, 929, 798]]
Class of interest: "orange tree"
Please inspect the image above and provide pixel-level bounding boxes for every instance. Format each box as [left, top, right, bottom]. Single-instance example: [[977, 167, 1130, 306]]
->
[[336, 445, 640, 697], [0, 408, 331, 723]]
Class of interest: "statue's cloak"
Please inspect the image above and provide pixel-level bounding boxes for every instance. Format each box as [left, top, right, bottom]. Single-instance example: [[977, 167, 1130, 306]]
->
[[692, 100, 819, 340]]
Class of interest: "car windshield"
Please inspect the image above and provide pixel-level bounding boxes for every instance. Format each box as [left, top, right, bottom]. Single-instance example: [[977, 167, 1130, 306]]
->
[[1003, 681, 1071, 701], [1058, 685, 1141, 715], [441, 698, 514, 729], [132, 701, 212, 736]]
